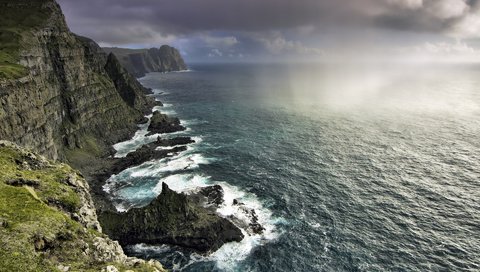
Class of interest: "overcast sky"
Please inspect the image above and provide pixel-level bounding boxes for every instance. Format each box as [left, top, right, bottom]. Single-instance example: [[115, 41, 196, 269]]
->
[[57, 0, 480, 62]]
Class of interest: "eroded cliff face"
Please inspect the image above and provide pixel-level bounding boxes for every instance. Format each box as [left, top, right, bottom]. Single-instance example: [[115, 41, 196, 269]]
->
[[103, 45, 188, 78], [0, 0, 153, 162]]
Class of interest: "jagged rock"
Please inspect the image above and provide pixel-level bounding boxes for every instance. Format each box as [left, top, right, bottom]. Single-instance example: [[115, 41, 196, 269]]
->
[[92, 237, 127, 263], [198, 185, 225, 206], [147, 111, 185, 135], [99, 183, 244, 253], [156, 136, 195, 147], [108, 143, 188, 176], [103, 45, 188, 78], [232, 200, 265, 235]]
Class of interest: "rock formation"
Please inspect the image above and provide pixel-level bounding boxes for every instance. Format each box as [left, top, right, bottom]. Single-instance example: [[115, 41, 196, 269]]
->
[[147, 110, 186, 135], [103, 46, 188, 78], [0, 0, 245, 269], [100, 183, 244, 253]]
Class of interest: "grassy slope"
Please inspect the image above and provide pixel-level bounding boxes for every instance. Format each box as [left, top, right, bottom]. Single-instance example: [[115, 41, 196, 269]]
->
[[0, 144, 162, 272]]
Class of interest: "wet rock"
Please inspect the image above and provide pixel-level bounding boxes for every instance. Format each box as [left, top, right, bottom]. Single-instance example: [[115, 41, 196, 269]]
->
[[156, 136, 195, 147], [232, 200, 265, 235], [147, 111, 185, 135], [198, 185, 225, 206], [99, 183, 244, 253]]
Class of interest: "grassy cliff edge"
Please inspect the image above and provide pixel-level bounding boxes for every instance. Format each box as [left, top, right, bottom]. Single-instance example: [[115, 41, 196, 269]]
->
[[0, 141, 166, 272]]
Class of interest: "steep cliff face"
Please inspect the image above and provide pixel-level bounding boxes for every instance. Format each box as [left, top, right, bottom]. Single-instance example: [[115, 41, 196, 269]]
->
[[103, 45, 188, 78], [0, 0, 153, 162], [0, 141, 166, 272]]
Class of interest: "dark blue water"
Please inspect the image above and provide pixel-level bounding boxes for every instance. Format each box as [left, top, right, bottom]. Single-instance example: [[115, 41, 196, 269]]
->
[[109, 63, 480, 271]]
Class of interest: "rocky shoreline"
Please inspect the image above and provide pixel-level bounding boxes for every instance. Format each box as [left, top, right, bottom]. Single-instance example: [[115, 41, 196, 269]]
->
[[81, 103, 261, 254]]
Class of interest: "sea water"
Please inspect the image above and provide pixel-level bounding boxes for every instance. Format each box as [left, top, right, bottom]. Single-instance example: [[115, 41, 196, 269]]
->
[[106, 62, 480, 271]]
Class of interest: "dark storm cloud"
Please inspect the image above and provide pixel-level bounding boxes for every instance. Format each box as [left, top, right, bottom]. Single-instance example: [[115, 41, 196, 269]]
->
[[56, 0, 480, 59]]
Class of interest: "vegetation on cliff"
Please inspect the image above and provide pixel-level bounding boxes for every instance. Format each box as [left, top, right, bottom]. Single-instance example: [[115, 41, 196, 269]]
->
[[0, 141, 166, 272]]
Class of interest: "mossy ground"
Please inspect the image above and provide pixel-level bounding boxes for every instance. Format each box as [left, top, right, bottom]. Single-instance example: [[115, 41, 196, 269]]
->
[[0, 145, 163, 271]]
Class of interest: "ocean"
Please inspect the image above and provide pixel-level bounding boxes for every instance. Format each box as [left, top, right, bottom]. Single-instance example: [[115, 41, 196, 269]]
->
[[104, 62, 480, 271]]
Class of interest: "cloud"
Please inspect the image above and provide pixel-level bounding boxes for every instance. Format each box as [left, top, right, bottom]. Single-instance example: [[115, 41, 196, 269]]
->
[[396, 40, 480, 59], [448, 3, 480, 38], [387, 0, 424, 9], [254, 32, 324, 55], [202, 35, 239, 48], [208, 48, 223, 57], [426, 0, 469, 19], [56, 0, 480, 60]]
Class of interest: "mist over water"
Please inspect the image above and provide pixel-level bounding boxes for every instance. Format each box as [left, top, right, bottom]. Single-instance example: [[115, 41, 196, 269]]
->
[[108, 62, 480, 271]]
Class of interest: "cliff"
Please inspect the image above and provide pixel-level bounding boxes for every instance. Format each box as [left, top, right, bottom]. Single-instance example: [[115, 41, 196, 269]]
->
[[0, 0, 245, 268], [0, 141, 166, 272], [103, 46, 188, 78], [0, 0, 155, 162]]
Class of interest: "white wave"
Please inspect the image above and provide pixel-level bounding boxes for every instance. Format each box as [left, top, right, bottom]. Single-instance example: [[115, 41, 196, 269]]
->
[[150, 174, 281, 271], [129, 243, 172, 254], [152, 89, 169, 95], [153, 174, 211, 194], [211, 182, 280, 271]]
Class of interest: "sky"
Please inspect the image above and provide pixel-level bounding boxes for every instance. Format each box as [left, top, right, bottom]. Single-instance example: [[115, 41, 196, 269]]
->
[[56, 0, 480, 62]]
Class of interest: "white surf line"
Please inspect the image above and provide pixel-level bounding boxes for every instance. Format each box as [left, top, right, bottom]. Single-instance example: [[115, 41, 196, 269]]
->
[[109, 80, 282, 271]]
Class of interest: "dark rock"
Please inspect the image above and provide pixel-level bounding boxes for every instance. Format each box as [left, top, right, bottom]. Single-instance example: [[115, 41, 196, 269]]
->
[[232, 200, 265, 235], [108, 144, 187, 177], [0, 218, 9, 228], [137, 116, 149, 125], [99, 183, 244, 253], [5, 178, 40, 188], [147, 111, 185, 135], [198, 185, 225, 206], [156, 136, 195, 147]]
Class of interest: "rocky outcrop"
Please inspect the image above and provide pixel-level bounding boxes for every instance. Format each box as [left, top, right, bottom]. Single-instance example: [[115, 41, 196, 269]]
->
[[156, 136, 195, 147], [0, 0, 154, 162], [103, 46, 188, 78], [147, 110, 185, 136], [100, 183, 244, 253], [0, 141, 165, 272]]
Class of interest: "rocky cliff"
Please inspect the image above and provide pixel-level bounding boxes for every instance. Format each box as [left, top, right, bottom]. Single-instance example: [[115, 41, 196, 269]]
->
[[103, 46, 188, 78], [0, 0, 245, 268], [0, 141, 166, 272], [0, 0, 154, 162]]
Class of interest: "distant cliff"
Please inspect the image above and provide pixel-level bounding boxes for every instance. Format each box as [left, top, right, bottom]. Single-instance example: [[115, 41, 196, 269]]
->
[[0, 0, 155, 162], [103, 46, 188, 78]]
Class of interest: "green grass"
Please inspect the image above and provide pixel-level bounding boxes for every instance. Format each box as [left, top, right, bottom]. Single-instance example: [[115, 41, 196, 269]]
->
[[0, 144, 166, 271]]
